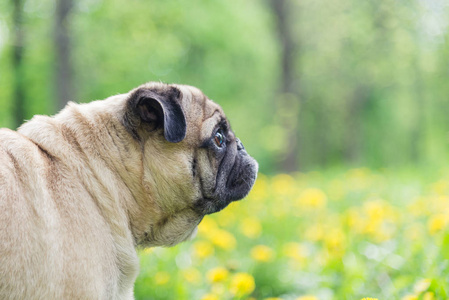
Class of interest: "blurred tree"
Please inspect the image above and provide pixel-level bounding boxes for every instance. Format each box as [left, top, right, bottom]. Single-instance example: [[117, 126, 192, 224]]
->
[[11, 0, 25, 128], [410, 52, 425, 163], [269, 0, 301, 172], [54, 0, 73, 110], [2, 0, 449, 172]]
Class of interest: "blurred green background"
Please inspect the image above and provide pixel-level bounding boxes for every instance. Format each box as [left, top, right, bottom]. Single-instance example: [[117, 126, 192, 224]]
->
[[2, 0, 449, 299], [2, 0, 449, 173]]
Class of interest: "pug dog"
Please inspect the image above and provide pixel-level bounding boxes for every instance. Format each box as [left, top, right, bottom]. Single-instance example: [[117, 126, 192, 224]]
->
[[0, 82, 258, 299]]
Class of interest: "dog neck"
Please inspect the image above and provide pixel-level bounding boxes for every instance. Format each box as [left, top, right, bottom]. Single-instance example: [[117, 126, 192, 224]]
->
[[18, 96, 202, 249]]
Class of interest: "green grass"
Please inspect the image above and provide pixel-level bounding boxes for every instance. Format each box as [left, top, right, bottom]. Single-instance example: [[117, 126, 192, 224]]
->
[[134, 169, 449, 300]]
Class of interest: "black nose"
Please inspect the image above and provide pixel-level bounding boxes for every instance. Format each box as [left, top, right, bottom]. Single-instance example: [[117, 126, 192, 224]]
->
[[236, 138, 245, 151]]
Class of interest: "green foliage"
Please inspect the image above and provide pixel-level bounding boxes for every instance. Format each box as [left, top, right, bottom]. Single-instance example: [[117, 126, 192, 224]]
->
[[1, 1, 449, 171]]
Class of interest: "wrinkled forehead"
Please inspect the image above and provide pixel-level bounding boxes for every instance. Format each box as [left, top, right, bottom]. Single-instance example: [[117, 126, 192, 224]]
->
[[175, 84, 229, 138], [175, 85, 222, 119]]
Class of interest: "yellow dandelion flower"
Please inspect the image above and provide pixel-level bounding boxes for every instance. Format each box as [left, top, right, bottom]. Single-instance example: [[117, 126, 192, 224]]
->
[[216, 208, 236, 227], [154, 271, 170, 285], [296, 188, 327, 210], [363, 200, 387, 221], [248, 174, 268, 201], [240, 217, 262, 239], [423, 292, 435, 300], [201, 293, 220, 300], [230, 272, 256, 297], [198, 216, 218, 237], [142, 247, 153, 255], [272, 173, 295, 196], [437, 196, 449, 215], [182, 268, 202, 285], [250, 245, 275, 262], [363, 219, 380, 235], [206, 267, 229, 283], [296, 296, 319, 300], [324, 228, 346, 255], [210, 229, 237, 251], [193, 240, 214, 259], [401, 295, 418, 300], [283, 242, 307, 262], [428, 214, 446, 234], [359, 200, 398, 238], [345, 208, 364, 233]]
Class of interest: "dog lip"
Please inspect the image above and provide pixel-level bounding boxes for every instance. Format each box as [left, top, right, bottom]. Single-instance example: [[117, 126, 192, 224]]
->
[[194, 196, 229, 215], [196, 139, 258, 215], [225, 156, 257, 200], [225, 155, 240, 188]]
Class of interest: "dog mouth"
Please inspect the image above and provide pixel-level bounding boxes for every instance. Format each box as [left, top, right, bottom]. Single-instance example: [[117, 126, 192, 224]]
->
[[194, 197, 229, 215], [195, 155, 258, 215]]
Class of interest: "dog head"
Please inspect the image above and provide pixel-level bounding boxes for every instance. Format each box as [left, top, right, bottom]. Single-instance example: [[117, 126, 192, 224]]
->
[[121, 82, 258, 245]]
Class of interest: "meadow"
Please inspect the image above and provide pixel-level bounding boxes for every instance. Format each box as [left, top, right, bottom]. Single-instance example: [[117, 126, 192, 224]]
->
[[3, 1, 449, 299], [134, 168, 449, 300]]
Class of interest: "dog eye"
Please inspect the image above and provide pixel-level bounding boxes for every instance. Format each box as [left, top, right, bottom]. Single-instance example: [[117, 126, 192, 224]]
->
[[214, 130, 225, 147]]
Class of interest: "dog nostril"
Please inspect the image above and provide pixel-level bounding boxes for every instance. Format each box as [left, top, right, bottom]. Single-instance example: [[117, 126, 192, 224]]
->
[[236, 139, 245, 151]]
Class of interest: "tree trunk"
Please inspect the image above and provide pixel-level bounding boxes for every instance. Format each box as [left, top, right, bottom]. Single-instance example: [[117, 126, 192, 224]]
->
[[54, 0, 74, 111], [12, 0, 25, 128], [344, 87, 370, 164], [269, 0, 300, 172], [410, 55, 424, 163]]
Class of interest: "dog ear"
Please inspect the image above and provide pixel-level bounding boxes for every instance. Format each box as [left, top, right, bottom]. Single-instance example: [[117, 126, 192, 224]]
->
[[127, 86, 186, 143]]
